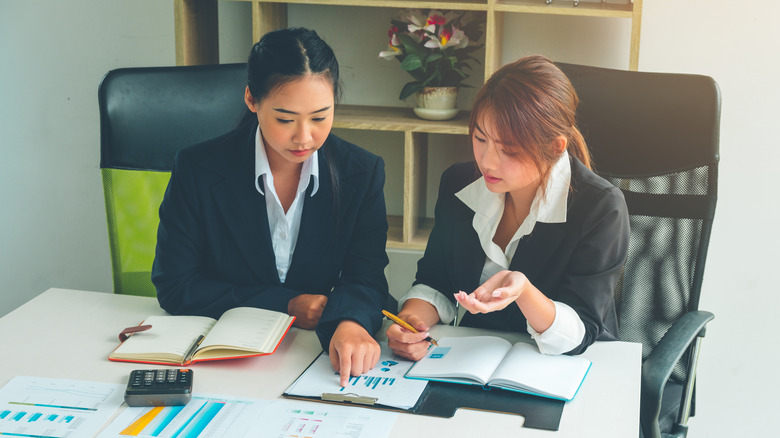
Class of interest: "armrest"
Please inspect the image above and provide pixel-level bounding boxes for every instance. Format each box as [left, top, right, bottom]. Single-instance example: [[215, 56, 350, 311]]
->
[[641, 310, 714, 438]]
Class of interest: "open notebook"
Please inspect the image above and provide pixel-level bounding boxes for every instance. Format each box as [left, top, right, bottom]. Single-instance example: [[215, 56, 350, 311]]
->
[[109, 307, 295, 365], [405, 336, 591, 401]]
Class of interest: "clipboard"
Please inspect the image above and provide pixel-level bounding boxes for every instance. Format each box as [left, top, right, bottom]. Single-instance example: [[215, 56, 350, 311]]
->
[[282, 351, 565, 431]]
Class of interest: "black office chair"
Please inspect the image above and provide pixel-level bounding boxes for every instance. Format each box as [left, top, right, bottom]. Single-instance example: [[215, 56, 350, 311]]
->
[[98, 63, 247, 296], [557, 62, 720, 438]]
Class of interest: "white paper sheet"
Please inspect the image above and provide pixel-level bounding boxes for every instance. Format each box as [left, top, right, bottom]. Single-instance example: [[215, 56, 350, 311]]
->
[[98, 393, 396, 438], [0, 376, 125, 438], [284, 341, 428, 410], [97, 393, 267, 438], [245, 399, 397, 438]]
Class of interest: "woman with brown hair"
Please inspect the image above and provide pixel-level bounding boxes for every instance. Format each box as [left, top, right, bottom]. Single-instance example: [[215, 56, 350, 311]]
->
[[386, 55, 629, 360]]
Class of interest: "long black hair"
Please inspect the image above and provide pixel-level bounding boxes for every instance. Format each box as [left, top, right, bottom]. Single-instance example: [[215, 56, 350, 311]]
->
[[240, 27, 342, 221]]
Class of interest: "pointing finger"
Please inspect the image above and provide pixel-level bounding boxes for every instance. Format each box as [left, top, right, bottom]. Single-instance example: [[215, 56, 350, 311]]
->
[[339, 349, 352, 388]]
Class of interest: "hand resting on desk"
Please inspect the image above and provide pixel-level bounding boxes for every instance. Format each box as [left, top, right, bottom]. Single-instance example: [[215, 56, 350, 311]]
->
[[287, 293, 328, 329]]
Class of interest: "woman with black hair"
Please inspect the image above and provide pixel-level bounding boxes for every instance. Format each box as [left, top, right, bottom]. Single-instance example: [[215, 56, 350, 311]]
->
[[153, 28, 390, 385]]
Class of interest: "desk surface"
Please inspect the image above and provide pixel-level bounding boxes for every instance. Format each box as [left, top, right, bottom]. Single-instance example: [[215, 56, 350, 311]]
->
[[0, 288, 641, 437]]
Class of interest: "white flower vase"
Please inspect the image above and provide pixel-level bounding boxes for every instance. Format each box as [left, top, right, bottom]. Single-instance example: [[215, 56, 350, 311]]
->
[[413, 87, 460, 121]]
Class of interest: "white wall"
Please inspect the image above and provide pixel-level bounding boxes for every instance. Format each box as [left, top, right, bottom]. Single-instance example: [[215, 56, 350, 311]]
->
[[637, 2, 780, 435], [2, 0, 778, 436], [0, 0, 172, 314]]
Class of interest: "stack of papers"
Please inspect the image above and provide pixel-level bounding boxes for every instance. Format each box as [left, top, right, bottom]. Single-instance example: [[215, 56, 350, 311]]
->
[[0, 376, 398, 438]]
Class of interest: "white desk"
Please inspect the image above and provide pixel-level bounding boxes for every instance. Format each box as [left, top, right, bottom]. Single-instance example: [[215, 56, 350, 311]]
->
[[0, 288, 641, 437]]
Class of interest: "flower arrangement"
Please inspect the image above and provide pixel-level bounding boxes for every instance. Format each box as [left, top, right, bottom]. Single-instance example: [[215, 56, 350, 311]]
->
[[379, 9, 485, 100]]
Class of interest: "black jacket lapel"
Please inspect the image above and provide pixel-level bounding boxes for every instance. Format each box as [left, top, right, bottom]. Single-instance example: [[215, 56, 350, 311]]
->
[[208, 125, 280, 283]]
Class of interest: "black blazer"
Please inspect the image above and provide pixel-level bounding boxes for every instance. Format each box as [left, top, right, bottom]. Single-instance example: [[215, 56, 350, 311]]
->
[[152, 122, 390, 350], [415, 158, 629, 354]]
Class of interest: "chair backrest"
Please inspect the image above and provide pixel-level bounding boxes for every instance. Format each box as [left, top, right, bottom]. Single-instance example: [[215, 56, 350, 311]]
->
[[557, 62, 721, 385], [99, 63, 247, 296]]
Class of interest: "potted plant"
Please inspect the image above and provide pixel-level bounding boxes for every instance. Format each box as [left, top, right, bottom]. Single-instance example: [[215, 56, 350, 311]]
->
[[379, 9, 484, 120]]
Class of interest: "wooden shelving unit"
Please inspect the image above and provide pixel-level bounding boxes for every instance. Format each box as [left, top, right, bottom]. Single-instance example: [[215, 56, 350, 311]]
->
[[173, 0, 642, 249], [334, 105, 469, 249]]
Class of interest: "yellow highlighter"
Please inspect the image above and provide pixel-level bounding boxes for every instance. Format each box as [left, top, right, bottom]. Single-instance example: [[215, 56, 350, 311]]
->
[[382, 310, 439, 346]]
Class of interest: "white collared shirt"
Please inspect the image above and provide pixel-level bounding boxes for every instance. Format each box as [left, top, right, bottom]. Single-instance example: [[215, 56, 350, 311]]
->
[[399, 151, 586, 354], [254, 127, 319, 283]]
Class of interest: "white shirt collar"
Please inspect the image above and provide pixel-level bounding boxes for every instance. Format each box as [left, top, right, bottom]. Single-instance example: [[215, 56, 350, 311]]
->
[[254, 126, 319, 197], [455, 151, 571, 266]]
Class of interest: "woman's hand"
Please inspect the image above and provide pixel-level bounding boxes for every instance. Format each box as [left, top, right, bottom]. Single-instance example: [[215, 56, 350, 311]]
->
[[385, 313, 432, 361], [454, 270, 529, 314], [385, 299, 441, 361], [328, 320, 381, 387], [287, 294, 328, 329]]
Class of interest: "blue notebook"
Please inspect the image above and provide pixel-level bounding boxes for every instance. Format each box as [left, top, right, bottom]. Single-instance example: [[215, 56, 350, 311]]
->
[[405, 336, 591, 401]]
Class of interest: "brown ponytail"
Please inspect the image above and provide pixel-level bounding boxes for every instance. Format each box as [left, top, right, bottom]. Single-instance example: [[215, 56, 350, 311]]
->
[[567, 124, 591, 169]]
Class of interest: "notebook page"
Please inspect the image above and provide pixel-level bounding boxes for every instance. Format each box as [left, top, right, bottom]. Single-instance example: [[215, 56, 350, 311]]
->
[[113, 315, 215, 357], [489, 342, 591, 399], [200, 307, 290, 353], [406, 336, 512, 385]]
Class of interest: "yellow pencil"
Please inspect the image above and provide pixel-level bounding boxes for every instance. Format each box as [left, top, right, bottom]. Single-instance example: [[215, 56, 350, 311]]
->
[[382, 310, 439, 346]]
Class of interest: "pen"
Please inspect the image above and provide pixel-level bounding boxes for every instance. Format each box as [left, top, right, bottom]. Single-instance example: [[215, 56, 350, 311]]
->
[[183, 335, 205, 365], [382, 310, 439, 346]]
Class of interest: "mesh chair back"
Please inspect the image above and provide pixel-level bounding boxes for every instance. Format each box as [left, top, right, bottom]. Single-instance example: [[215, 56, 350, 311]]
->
[[99, 63, 247, 295], [558, 63, 720, 384]]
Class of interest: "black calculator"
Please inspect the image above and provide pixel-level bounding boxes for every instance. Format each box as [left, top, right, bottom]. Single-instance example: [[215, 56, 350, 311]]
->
[[124, 369, 193, 407]]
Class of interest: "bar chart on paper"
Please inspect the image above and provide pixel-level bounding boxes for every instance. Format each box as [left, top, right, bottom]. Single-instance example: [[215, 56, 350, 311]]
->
[[283, 343, 428, 410], [340, 375, 397, 391], [98, 394, 266, 438], [0, 376, 125, 438]]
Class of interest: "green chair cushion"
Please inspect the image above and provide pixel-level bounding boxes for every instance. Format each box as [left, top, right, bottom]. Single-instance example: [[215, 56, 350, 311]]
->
[[102, 168, 171, 297]]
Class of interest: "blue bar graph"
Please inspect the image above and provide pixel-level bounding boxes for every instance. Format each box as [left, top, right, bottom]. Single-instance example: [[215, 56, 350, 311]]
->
[[0, 377, 120, 438], [0, 408, 85, 432], [171, 401, 225, 438], [171, 403, 207, 438], [117, 396, 256, 438], [151, 405, 184, 436], [340, 375, 396, 391], [187, 402, 224, 438]]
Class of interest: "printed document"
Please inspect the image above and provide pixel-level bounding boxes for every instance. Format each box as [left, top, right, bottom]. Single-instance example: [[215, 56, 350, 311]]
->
[[284, 341, 428, 410], [0, 376, 125, 438]]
